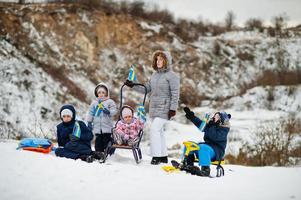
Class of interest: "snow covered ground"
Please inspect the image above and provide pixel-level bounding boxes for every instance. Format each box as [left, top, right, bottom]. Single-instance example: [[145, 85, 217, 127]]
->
[[0, 140, 300, 200]]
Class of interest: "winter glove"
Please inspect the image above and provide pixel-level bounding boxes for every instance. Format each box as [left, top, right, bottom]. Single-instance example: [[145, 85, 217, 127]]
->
[[207, 119, 217, 128], [168, 110, 176, 119], [103, 107, 110, 115], [183, 107, 195, 120], [124, 80, 134, 88], [69, 134, 79, 143], [87, 122, 93, 131]]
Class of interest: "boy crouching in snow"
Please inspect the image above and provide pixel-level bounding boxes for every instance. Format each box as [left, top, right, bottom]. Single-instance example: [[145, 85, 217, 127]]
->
[[113, 105, 144, 146], [55, 104, 95, 163]]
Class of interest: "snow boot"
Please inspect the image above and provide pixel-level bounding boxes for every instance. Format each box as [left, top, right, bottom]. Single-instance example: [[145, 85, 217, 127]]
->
[[171, 160, 192, 172], [79, 154, 94, 163], [195, 166, 210, 177], [93, 151, 105, 160], [151, 157, 161, 165], [160, 156, 168, 164], [187, 165, 202, 175], [183, 154, 195, 166]]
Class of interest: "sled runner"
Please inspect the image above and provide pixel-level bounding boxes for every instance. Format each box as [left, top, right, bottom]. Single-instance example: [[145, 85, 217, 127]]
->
[[101, 82, 147, 164]]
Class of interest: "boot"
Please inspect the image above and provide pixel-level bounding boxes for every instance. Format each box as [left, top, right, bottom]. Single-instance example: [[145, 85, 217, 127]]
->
[[79, 154, 94, 163], [151, 157, 160, 165], [93, 151, 105, 160], [195, 166, 210, 177], [85, 155, 94, 163], [160, 156, 168, 164], [183, 154, 195, 166]]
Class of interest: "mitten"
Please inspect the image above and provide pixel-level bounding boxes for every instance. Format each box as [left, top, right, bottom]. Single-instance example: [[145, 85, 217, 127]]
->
[[207, 120, 217, 127], [103, 107, 110, 115], [124, 80, 134, 88], [70, 134, 79, 143], [168, 110, 176, 119], [183, 107, 195, 120]]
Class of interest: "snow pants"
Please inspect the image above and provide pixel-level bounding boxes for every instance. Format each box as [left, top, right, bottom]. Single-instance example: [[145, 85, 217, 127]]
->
[[184, 144, 216, 167], [113, 131, 139, 146], [150, 117, 168, 157], [55, 147, 80, 160]]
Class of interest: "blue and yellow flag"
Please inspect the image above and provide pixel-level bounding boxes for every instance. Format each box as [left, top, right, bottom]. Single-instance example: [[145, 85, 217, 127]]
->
[[198, 113, 210, 132], [137, 102, 146, 123], [127, 64, 137, 82], [72, 121, 81, 138], [94, 100, 104, 117]]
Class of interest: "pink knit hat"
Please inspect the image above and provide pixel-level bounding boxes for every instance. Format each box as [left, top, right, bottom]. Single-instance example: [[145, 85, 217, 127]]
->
[[121, 107, 133, 118]]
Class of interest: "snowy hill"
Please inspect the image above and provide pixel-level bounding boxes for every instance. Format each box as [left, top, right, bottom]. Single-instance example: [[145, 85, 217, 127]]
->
[[0, 2, 300, 166], [0, 140, 300, 200], [0, 2, 300, 138]]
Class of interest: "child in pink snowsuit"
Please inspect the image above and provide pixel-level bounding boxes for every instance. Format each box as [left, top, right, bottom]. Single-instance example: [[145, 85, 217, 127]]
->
[[114, 105, 144, 146]]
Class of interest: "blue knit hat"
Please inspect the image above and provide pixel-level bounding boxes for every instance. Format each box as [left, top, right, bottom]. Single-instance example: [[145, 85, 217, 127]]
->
[[220, 111, 231, 124]]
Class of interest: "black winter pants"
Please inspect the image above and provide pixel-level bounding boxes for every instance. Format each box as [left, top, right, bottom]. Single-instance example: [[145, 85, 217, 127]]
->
[[95, 133, 111, 152]]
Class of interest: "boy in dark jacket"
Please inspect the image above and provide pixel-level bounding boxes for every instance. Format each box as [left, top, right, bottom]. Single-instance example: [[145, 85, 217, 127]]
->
[[55, 104, 94, 163], [183, 107, 231, 176]]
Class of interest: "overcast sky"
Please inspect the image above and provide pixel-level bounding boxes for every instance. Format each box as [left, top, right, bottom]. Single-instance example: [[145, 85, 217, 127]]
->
[[128, 0, 301, 26]]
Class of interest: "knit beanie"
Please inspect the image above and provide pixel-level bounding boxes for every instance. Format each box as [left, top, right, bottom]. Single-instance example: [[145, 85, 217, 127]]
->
[[61, 109, 73, 118], [122, 107, 133, 119]]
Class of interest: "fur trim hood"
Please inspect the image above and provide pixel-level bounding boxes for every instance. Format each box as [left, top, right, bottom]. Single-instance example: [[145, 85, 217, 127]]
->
[[151, 50, 173, 72], [94, 82, 110, 98]]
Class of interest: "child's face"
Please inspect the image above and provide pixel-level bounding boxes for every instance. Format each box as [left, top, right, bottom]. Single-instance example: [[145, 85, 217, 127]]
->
[[62, 115, 72, 123], [156, 56, 165, 69], [123, 115, 133, 124], [97, 88, 107, 98], [213, 113, 221, 123]]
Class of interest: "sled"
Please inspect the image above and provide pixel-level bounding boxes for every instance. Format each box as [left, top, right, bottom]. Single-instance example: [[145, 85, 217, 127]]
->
[[17, 138, 54, 154], [183, 141, 225, 177], [163, 141, 225, 177], [102, 83, 147, 164]]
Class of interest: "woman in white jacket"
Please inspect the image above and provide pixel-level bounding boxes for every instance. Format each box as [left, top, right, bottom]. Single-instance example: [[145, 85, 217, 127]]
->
[[125, 50, 180, 164]]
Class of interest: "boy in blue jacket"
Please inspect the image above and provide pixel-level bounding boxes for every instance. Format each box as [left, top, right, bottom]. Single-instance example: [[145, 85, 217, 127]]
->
[[183, 107, 231, 176], [55, 104, 94, 163]]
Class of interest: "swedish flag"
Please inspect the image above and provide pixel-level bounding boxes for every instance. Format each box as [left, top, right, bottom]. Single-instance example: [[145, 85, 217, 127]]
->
[[94, 100, 104, 117], [127, 64, 137, 81], [72, 121, 81, 138], [198, 113, 210, 132], [137, 102, 146, 122]]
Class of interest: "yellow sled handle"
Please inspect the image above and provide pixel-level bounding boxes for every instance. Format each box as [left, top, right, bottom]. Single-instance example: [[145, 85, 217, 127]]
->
[[183, 141, 200, 156]]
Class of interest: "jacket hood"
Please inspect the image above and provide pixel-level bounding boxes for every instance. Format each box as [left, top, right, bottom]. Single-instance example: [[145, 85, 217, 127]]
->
[[59, 104, 76, 124], [152, 50, 173, 72], [120, 105, 134, 119], [94, 82, 110, 98]]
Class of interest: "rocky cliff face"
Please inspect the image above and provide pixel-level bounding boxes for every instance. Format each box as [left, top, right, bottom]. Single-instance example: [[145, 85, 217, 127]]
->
[[0, 3, 300, 138]]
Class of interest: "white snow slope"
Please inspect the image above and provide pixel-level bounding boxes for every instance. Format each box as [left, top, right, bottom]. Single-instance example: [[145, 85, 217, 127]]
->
[[0, 140, 300, 200]]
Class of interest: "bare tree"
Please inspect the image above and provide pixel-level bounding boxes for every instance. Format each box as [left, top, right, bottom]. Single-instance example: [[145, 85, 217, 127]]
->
[[272, 14, 288, 30], [225, 10, 236, 31], [129, 1, 145, 17], [245, 18, 264, 32], [272, 13, 289, 37]]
